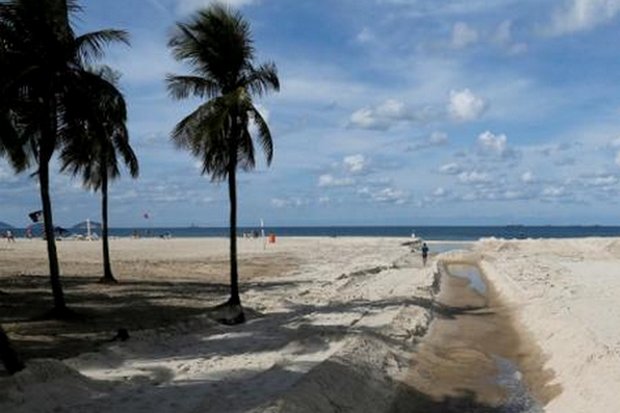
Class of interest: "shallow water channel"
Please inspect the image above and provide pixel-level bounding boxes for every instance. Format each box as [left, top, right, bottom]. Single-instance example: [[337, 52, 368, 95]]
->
[[391, 262, 558, 412]]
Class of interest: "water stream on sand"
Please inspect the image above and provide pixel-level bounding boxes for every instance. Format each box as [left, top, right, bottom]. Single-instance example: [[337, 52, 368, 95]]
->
[[391, 262, 559, 412]]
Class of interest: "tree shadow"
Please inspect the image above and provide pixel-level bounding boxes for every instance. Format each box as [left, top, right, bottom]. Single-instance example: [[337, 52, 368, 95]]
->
[[0, 273, 308, 360]]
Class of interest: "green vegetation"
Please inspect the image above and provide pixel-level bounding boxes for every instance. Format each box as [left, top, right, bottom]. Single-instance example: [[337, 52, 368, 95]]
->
[[166, 4, 279, 323]]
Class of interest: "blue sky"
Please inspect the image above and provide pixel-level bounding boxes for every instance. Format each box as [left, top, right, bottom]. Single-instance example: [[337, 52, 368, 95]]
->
[[3, 0, 620, 227]]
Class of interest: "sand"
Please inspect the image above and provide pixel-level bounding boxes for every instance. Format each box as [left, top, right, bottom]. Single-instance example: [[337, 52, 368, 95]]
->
[[2, 236, 620, 412], [474, 237, 620, 413], [0, 237, 435, 412]]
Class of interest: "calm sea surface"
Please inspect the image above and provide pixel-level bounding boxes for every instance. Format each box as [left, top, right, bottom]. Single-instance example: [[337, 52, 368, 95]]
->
[[8, 225, 620, 241]]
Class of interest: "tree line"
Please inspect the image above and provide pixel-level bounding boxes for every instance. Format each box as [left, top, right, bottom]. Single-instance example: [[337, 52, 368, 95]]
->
[[0, 0, 278, 374]]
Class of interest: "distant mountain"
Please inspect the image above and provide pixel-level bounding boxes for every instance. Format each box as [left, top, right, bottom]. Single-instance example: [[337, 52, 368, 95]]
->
[[0, 221, 14, 229]]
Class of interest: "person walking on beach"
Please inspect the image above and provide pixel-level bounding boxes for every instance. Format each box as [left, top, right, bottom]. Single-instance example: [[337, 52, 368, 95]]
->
[[421, 242, 429, 266], [5, 230, 15, 243]]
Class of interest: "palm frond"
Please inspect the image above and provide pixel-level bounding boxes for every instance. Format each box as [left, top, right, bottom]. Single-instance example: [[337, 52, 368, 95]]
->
[[166, 74, 220, 100], [248, 105, 273, 165], [76, 29, 129, 64], [241, 62, 279, 97]]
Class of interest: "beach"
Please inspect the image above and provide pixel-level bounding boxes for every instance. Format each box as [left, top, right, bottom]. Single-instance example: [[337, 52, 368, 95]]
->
[[0, 236, 619, 411]]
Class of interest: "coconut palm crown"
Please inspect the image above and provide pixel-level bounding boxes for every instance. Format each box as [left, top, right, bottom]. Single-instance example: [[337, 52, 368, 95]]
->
[[60, 68, 139, 283], [167, 3, 279, 321]]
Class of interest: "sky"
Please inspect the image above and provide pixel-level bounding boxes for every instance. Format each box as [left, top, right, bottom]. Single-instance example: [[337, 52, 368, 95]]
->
[[3, 0, 620, 227]]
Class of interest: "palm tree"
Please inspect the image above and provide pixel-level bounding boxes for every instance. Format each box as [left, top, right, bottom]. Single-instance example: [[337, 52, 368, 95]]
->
[[61, 68, 139, 284], [0, 0, 129, 317], [167, 4, 279, 324]]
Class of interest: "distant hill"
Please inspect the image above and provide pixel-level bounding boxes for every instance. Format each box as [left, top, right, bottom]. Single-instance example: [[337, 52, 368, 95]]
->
[[0, 221, 14, 229]]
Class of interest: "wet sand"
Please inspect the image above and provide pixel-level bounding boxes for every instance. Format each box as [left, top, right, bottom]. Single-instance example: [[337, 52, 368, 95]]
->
[[395, 261, 559, 412]]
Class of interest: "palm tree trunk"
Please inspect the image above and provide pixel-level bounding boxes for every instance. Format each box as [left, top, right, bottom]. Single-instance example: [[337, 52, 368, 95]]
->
[[228, 162, 241, 306], [0, 325, 24, 375], [100, 173, 116, 283], [38, 151, 66, 313]]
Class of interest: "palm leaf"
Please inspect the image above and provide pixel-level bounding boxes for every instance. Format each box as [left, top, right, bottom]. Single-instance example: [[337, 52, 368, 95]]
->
[[76, 29, 129, 64]]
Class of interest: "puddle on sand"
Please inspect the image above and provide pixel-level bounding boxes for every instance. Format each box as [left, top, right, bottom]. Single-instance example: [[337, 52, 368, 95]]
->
[[447, 264, 487, 295], [389, 263, 559, 413]]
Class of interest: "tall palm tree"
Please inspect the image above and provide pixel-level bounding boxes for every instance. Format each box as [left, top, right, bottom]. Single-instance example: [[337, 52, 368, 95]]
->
[[167, 3, 279, 324], [61, 68, 139, 284], [0, 0, 129, 317]]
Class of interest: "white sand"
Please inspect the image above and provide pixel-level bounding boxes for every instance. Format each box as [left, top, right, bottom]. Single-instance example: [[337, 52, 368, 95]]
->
[[4, 236, 620, 412], [0, 237, 434, 412], [475, 237, 620, 413]]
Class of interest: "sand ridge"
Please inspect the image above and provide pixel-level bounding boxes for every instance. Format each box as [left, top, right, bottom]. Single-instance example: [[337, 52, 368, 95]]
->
[[476, 237, 620, 413]]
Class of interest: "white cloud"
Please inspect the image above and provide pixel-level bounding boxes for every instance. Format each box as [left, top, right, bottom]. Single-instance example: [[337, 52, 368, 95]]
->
[[433, 187, 447, 197], [409, 131, 449, 151], [458, 170, 492, 184], [542, 186, 566, 197], [452, 22, 479, 48], [318, 174, 355, 188], [521, 171, 535, 184], [356, 186, 407, 204], [439, 162, 462, 175], [349, 107, 390, 130], [176, 0, 258, 14], [343, 154, 368, 174], [348, 99, 436, 130], [371, 187, 407, 204], [376, 99, 408, 119], [271, 197, 308, 208], [616, 151, 620, 167], [477, 131, 517, 159], [493, 20, 527, 55], [448, 89, 487, 121], [591, 175, 618, 186], [546, 0, 620, 35]]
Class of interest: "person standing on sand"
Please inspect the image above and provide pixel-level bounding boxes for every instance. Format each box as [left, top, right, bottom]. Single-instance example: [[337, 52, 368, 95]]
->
[[422, 242, 429, 266], [5, 230, 15, 243]]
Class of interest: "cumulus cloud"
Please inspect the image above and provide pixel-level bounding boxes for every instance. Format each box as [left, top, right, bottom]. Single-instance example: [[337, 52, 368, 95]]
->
[[318, 174, 355, 188], [176, 0, 258, 14], [448, 89, 487, 121], [343, 154, 368, 174], [348, 99, 436, 130], [477, 131, 518, 159], [546, 0, 620, 35], [452, 22, 479, 48]]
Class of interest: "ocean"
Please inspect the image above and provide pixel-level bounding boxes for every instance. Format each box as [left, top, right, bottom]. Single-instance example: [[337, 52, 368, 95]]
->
[[7, 225, 620, 241]]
